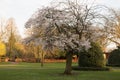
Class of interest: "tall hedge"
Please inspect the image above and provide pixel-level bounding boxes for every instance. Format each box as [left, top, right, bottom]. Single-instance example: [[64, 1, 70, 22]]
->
[[108, 46, 120, 66], [78, 42, 105, 67]]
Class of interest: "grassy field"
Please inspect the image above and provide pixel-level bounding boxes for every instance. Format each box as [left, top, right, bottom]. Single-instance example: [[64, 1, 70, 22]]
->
[[0, 62, 120, 80]]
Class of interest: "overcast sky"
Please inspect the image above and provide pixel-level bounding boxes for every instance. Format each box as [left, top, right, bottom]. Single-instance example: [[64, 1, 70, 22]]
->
[[0, 0, 120, 37]]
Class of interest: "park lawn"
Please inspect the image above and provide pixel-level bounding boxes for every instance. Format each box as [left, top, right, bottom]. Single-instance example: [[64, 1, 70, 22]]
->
[[0, 62, 120, 80]]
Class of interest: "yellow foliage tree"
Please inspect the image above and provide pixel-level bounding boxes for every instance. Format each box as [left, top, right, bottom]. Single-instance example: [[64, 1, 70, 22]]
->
[[0, 42, 6, 56]]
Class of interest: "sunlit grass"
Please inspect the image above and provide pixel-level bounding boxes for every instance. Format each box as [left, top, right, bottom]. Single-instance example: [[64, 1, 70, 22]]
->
[[0, 62, 120, 80]]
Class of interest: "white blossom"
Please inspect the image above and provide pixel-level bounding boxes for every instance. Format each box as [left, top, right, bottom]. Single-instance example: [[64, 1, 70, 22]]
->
[[25, 1, 107, 53]]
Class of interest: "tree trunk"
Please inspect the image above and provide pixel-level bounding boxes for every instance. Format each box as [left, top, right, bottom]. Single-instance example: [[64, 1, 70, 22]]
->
[[41, 51, 44, 67], [41, 58, 44, 67], [64, 53, 72, 75], [0, 57, 1, 62]]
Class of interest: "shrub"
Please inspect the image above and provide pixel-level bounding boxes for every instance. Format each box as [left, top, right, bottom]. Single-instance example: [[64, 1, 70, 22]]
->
[[108, 46, 120, 66], [78, 42, 105, 67]]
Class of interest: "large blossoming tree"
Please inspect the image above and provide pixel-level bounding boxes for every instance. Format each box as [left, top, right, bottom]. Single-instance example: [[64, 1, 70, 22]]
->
[[25, 0, 107, 74]]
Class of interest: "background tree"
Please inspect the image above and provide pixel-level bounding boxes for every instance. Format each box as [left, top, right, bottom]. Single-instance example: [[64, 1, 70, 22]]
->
[[6, 18, 20, 41], [5, 18, 21, 61], [0, 18, 7, 42], [104, 9, 120, 46], [24, 42, 36, 62]]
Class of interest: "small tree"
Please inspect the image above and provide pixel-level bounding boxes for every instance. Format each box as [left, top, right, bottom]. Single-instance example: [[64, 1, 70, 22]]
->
[[34, 45, 46, 67]]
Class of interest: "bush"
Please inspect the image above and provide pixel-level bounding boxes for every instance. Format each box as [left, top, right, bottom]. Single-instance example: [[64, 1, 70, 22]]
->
[[78, 42, 105, 67], [108, 46, 120, 66]]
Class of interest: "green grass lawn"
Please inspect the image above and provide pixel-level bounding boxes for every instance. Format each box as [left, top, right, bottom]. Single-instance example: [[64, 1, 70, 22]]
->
[[0, 62, 120, 80]]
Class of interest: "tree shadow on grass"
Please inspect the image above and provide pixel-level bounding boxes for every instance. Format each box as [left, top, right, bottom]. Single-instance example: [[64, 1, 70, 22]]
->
[[49, 71, 80, 76]]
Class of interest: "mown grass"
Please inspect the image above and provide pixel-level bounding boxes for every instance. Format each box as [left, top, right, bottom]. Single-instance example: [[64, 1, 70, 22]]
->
[[0, 62, 120, 80]]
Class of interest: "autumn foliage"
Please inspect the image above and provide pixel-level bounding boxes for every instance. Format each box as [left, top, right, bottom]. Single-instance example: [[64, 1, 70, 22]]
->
[[0, 42, 6, 56]]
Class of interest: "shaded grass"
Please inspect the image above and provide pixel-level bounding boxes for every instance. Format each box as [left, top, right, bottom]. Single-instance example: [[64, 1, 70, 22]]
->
[[0, 62, 120, 80]]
